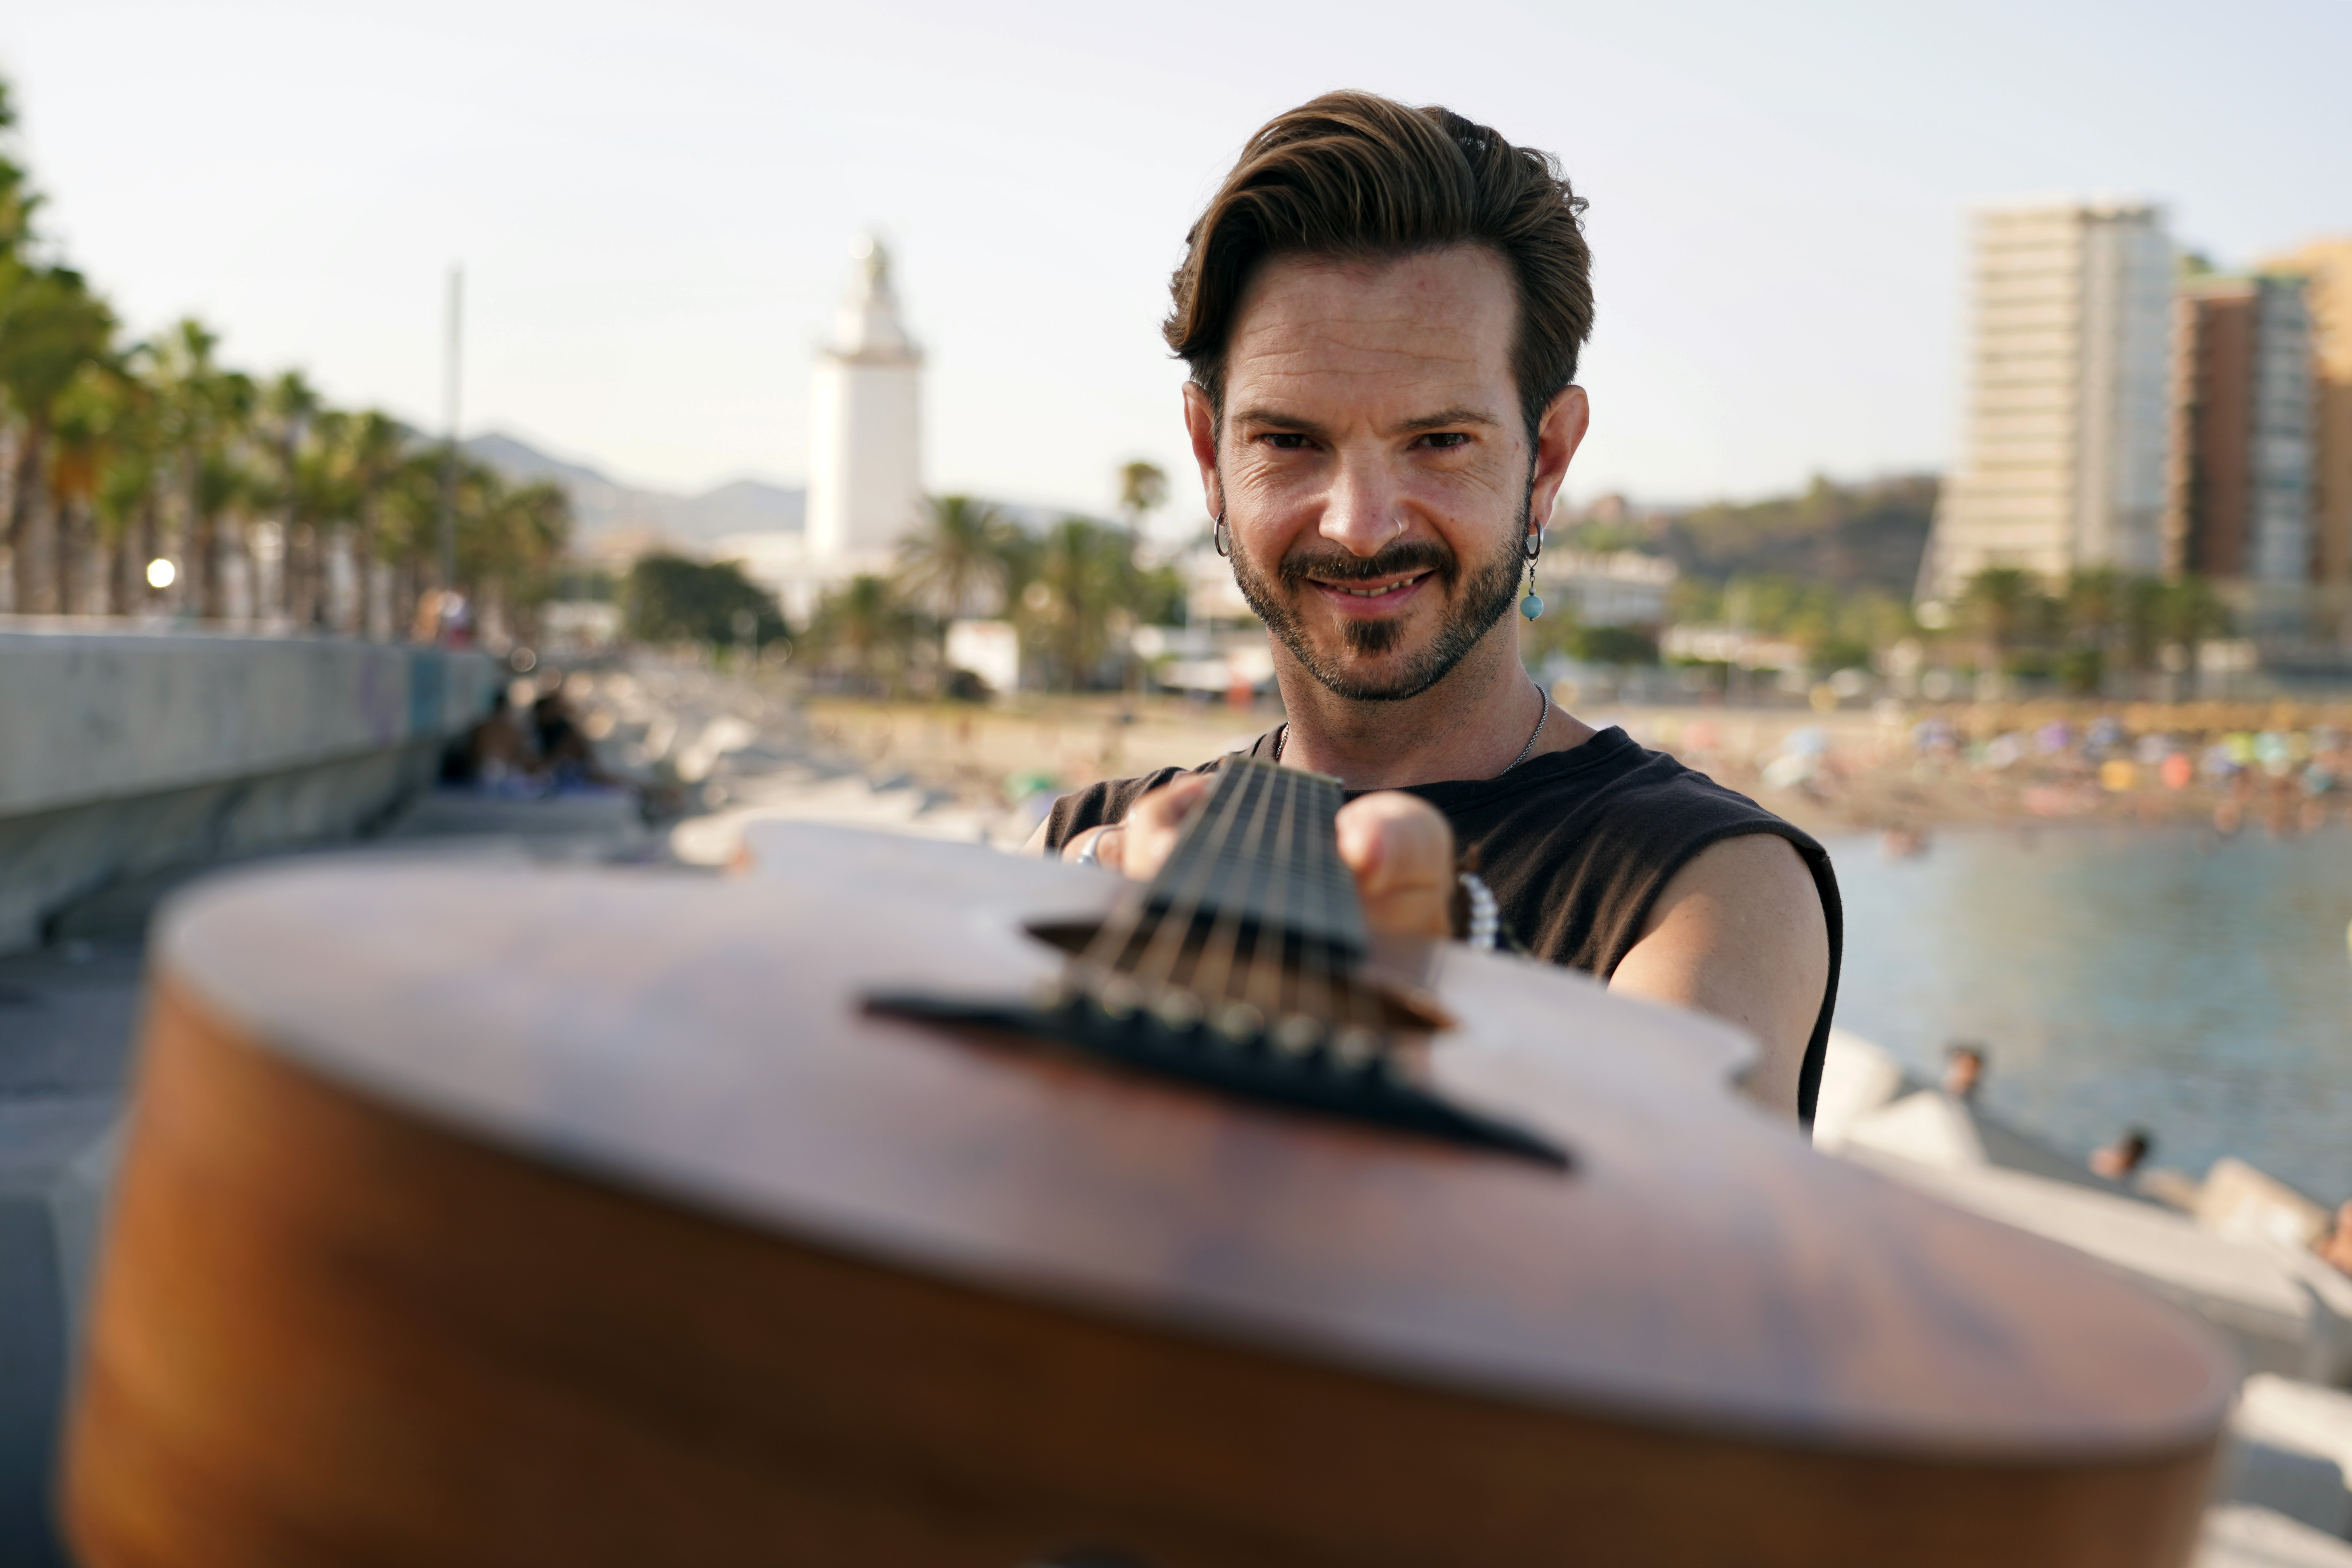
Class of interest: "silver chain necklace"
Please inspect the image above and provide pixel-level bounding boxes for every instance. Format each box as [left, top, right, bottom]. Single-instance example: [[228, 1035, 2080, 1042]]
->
[[1273, 683, 1550, 777]]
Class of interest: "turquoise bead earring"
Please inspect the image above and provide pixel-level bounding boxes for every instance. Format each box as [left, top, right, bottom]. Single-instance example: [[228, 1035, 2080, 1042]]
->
[[1520, 550, 1544, 621]]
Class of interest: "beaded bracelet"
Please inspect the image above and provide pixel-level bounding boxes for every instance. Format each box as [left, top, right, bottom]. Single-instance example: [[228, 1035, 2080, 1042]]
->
[[1458, 870, 1499, 951]]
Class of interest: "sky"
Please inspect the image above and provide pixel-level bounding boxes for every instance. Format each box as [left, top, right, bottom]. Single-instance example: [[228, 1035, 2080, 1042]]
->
[[5, 0, 2349, 524]]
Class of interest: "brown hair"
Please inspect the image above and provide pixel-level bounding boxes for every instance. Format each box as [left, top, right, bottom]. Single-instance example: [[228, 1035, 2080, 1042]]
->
[[1165, 90, 1593, 444]]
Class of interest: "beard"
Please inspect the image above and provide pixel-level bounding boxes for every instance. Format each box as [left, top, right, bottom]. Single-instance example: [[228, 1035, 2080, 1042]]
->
[[1229, 504, 1529, 703]]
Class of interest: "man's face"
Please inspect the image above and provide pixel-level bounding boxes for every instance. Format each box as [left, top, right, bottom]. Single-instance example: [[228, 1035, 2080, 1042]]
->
[[1186, 246, 1583, 703]]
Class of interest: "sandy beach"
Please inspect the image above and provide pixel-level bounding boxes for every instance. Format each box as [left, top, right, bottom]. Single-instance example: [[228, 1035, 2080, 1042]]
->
[[792, 689, 2352, 846]]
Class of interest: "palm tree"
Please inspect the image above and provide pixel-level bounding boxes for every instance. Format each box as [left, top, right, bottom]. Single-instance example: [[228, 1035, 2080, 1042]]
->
[[809, 572, 917, 695], [1959, 566, 2037, 685], [0, 261, 115, 612], [2056, 567, 2126, 695], [1017, 516, 1139, 690], [44, 356, 127, 614], [149, 320, 260, 620], [338, 410, 406, 637], [259, 369, 323, 626], [377, 449, 451, 638], [896, 494, 1018, 620], [289, 406, 358, 630], [1118, 460, 1168, 537], [462, 474, 570, 645], [2120, 574, 2170, 678], [2063, 568, 2124, 648], [2159, 575, 2229, 663], [77, 350, 165, 616], [0, 81, 38, 260]]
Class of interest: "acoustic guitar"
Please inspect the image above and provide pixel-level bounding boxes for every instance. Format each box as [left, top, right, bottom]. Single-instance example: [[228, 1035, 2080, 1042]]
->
[[64, 758, 2231, 1567]]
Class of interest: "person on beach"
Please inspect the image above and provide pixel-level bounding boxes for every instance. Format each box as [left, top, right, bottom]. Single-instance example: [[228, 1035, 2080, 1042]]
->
[[2322, 1204, 2352, 1279], [2090, 1127, 2152, 1180], [1028, 92, 1840, 1125], [1942, 1043, 1986, 1103]]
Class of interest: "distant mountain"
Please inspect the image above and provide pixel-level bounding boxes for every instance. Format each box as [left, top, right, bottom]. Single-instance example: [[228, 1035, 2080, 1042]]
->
[[465, 431, 804, 561], [1565, 474, 1937, 597], [463, 431, 613, 492]]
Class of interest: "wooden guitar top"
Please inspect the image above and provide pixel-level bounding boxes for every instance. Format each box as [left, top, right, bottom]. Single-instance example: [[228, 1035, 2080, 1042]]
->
[[148, 824, 2231, 1461]]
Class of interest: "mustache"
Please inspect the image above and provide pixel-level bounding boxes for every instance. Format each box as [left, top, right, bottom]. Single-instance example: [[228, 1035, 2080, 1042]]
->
[[1273, 539, 1457, 591]]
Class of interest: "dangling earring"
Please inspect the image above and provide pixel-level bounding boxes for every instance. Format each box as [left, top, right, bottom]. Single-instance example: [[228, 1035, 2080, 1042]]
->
[[1519, 528, 1544, 620], [1213, 510, 1231, 558]]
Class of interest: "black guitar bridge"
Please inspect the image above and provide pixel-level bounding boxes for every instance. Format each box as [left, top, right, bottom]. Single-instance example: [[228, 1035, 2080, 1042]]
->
[[866, 756, 1568, 1170], [864, 979, 1569, 1170]]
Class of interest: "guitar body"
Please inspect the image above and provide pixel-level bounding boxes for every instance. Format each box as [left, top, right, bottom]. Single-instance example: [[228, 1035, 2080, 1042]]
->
[[65, 825, 2228, 1567]]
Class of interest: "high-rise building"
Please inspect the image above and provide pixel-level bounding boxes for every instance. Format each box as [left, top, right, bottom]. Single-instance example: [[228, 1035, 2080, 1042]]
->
[[1919, 201, 2174, 602], [2165, 274, 2315, 593], [806, 235, 924, 563], [2264, 238, 2352, 590]]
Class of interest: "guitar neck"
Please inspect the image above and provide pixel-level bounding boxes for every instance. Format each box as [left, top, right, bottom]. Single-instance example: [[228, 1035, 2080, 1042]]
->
[[1141, 758, 1367, 961]]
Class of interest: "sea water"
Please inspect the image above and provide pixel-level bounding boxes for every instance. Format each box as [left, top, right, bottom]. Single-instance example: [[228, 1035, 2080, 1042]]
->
[[1826, 823, 2352, 1206]]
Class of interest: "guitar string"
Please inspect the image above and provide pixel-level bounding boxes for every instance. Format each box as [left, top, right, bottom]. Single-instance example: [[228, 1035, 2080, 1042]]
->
[[1298, 773, 1348, 1034], [1292, 772, 1336, 1028], [1295, 768, 1388, 1055], [1185, 760, 1284, 1005], [1296, 772, 1340, 1040], [1302, 774, 1351, 1041], [1242, 769, 1303, 1022], [1077, 756, 1252, 984], [1125, 758, 1259, 991], [1181, 760, 1283, 1009], [1073, 759, 1384, 1057], [1306, 772, 1386, 1059]]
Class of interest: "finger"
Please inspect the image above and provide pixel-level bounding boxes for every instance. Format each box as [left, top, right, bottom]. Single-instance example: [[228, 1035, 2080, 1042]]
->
[[1062, 825, 1125, 873], [1116, 775, 1212, 882], [1334, 792, 1455, 938]]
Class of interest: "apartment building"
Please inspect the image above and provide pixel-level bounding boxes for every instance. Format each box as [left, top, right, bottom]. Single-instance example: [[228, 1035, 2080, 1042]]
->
[[2166, 274, 2315, 592], [1920, 202, 2174, 601], [2264, 239, 2352, 589]]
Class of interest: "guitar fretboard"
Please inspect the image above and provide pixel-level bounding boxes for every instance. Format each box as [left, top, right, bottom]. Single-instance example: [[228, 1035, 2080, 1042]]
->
[[1141, 757, 1367, 961]]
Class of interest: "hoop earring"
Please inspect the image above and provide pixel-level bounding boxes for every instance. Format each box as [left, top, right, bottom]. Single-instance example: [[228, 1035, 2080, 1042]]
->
[[1520, 526, 1545, 620], [1213, 511, 1231, 558]]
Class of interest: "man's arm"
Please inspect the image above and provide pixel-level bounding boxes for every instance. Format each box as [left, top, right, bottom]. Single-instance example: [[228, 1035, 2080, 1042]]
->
[[1606, 833, 1829, 1118]]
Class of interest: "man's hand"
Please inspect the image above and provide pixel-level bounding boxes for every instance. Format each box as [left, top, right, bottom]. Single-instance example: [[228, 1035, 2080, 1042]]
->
[[1331, 791, 1455, 938], [1045, 777, 1455, 938]]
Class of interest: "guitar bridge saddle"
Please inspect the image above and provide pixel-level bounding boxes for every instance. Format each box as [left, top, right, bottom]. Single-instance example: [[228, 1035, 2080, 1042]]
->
[[864, 973, 1569, 1171]]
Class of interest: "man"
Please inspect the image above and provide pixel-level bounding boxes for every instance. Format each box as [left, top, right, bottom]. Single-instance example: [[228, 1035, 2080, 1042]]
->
[[1028, 92, 1840, 1124]]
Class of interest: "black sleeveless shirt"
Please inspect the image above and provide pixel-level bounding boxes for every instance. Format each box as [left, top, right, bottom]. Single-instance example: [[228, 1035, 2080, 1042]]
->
[[1041, 725, 1844, 1126]]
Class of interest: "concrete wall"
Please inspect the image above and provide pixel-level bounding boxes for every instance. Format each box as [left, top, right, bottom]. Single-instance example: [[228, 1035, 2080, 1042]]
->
[[0, 1098, 116, 1567], [0, 627, 499, 952]]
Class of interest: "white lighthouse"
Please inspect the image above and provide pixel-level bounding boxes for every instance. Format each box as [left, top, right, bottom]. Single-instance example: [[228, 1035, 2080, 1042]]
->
[[806, 235, 924, 563]]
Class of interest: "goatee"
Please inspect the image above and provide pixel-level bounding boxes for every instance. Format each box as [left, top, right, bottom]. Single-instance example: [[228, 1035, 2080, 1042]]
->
[[1231, 517, 1527, 703]]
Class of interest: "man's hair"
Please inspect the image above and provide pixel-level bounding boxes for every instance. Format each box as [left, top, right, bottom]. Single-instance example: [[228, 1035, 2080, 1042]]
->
[[1164, 90, 1593, 444]]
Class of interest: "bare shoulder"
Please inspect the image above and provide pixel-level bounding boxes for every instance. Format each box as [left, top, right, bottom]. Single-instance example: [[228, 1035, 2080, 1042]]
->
[[1610, 831, 1829, 1118], [1644, 832, 1824, 936]]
